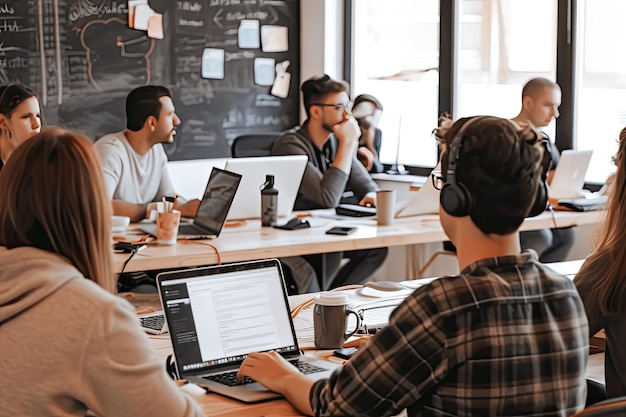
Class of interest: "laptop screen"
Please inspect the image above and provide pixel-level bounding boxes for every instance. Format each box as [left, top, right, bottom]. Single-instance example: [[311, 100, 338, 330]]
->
[[157, 260, 299, 377], [193, 168, 241, 235]]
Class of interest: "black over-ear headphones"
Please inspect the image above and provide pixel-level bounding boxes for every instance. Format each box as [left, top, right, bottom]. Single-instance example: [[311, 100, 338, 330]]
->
[[440, 116, 548, 218]]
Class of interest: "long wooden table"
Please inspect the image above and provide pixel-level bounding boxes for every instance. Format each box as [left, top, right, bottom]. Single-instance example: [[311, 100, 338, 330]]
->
[[140, 262, 605, 416], [114, 209, 604, 273]]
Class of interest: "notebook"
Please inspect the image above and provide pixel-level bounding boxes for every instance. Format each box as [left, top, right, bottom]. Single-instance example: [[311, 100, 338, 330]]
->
[[156, 259, 341, 403], [549, 150, 593, 200], [140, 167, 241, 239], [224, 155, 307, 220]]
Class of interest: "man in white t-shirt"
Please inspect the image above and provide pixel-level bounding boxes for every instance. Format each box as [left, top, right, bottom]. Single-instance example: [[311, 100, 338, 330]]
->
[[94, 86, 199, 222]]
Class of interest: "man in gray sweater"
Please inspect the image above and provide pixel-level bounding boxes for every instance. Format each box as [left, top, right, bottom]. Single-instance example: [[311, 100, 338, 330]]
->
[[272, 74, 387, 291]]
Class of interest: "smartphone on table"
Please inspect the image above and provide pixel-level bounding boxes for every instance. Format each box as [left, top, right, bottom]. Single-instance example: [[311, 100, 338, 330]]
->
[[326, 226, 357, 236]]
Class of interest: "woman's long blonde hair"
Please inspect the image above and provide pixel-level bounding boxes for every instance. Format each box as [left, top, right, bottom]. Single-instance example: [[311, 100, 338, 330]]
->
[[578, 127, 626, 316], [0, 127, 115, 291]]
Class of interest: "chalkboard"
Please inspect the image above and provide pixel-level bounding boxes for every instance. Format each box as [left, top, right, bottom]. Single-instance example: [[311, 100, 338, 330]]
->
[[0, 0, 300, 160]]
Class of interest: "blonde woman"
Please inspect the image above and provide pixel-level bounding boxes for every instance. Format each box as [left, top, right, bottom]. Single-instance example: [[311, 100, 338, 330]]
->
[[574, 126, 626, 400], [0, 128, 205, 416]]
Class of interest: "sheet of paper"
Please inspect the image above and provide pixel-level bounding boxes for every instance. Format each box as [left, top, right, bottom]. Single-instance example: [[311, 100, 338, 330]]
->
[[254, 57, 275, 86], [128, 0, 147, 29], [147, 14, 163, 39], [202, 48, 225, 79], [271, 60, 291, 98], [261, 25, 288, 52], [238, 20, 260, 49], [134, 4, 156, 31]]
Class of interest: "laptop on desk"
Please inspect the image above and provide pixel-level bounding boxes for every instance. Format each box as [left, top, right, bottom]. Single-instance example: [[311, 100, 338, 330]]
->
[[549, 150, 593, 201], [140, 167, 241, 239], [156, 259, 340, 403], [224, 155, 307, 220]]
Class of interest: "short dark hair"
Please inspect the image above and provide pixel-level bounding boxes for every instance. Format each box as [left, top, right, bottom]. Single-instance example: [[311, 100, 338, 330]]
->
[[301, 74, 349, 118], [521, 77, 560, 99], [126, 85, 172, 131], [353, 94, 383, 111], [438, 116, 544, 235], [0, 83, 41, 118]]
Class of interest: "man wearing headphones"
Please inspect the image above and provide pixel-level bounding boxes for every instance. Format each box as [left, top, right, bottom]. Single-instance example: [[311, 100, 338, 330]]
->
[[512, 77, 576, 262], [238, 116, 588, 416]]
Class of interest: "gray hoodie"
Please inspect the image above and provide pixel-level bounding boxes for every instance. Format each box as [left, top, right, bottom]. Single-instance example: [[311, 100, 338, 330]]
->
[[0, 246, 205, 417]]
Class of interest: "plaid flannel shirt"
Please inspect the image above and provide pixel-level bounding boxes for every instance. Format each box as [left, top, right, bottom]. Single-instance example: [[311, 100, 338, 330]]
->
[[310, 251, 588, 417]]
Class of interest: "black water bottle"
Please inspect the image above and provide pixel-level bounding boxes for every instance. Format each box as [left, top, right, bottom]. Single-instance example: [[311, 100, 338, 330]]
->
[[261, 175, 278, 226]]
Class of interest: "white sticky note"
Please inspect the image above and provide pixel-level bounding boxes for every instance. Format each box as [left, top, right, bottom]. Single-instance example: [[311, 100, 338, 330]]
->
[[271, 72, 290, 98], [238, 20, 260, 49], [202, 48, 225, 79], [128, 0, 148, 29], [261, 25, 288, 52], [134, 4, 156, 31], [254, 58, 276, 86]]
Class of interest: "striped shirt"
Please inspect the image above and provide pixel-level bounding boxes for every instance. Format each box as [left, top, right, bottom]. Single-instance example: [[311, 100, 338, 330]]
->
[[310, 251, 588, 417]]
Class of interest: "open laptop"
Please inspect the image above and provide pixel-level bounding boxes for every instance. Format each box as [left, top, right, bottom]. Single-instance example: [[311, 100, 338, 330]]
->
[[224, 155, 307, 220], [156, 259, 340, 403], [549, 150, 593, 200], [140, 167, 241, 239]]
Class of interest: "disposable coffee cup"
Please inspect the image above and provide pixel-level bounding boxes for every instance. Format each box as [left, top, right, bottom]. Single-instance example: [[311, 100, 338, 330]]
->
[[313, 292, 361, 349], [156, 210, 181, 245], [376, 189, 396, 226]]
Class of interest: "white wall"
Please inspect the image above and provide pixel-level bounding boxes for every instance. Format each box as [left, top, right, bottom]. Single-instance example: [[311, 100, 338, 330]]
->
[[299, 0, 345, 121]]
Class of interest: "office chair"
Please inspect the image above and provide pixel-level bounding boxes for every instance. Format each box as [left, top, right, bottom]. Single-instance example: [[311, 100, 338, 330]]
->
[[570, 396, 626, 417], [231, 132, 282, 157]]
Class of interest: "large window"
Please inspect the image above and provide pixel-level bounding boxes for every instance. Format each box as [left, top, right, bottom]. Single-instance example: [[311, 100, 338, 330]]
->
[[351, 0, 440, 170], [456, 0, 557, 141], [575, 0, 626, 183], [349, 0, 621, 185]]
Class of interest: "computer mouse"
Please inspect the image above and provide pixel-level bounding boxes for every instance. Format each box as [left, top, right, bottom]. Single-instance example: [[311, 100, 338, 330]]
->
[[285, 217, 310, 230]]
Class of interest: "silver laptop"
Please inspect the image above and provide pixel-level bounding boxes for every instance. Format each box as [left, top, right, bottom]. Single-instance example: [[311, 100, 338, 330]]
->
[[549, 150, 593, 200], [156, 259, 340, 403], [224, 155, 307, 220], [140, 167, 241, 239]]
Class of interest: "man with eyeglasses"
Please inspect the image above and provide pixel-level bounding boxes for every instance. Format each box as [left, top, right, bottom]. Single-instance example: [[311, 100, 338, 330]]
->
[[271, 74, 387, 292]]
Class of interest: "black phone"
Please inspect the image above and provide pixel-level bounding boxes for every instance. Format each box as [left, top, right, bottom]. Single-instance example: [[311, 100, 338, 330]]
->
[[326, 226, 357, 236], [333, 347, 358, 360], [113, 242, 147, 253]]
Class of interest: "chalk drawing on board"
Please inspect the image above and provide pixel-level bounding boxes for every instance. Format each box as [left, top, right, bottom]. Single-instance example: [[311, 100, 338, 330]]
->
[[202, 48, 225, 79], [79, 17, 155, 91]]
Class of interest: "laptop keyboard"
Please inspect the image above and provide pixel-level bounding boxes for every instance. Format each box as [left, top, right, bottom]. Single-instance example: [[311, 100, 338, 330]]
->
[[205, 360, 327, 386], [138, 311, 167, 335]]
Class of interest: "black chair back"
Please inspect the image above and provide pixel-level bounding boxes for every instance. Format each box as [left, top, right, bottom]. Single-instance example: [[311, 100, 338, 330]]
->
[[231, 132, 282, 157]]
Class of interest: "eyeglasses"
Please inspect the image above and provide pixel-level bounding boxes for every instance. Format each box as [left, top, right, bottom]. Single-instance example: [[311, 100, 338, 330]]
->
[[312, 102, 352, 112], [431, 170, 444, 190]]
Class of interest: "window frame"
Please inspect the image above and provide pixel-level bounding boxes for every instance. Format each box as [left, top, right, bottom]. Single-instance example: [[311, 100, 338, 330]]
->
[[344, 0, 604, 189]]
